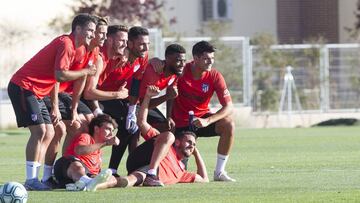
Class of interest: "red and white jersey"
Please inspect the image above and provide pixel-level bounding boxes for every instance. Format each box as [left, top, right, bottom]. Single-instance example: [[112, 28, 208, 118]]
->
[[64, 133, 102, 175], [61, 47, 100, 94], [10, 34, 86, 99], [138, 63, 178, 100], [172, 61, 232, 127], [144, 127, 196, 185], [98, 54, 148, 91]]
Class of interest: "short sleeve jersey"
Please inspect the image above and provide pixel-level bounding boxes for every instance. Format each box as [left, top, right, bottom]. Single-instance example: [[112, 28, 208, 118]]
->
[[60, 47, 100, 94], [144, 127, 196, 185], [172, 62, 232, 127], [98, 54, 148, 91], [10, 34, 86, 99], [138, 63, 178, 100], [64, 133, 102, 175]]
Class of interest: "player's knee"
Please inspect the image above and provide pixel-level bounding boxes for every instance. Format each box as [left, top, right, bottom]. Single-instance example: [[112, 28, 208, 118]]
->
[[217, 116, 235, 134], [69, 161, 85, 174], [162, 131, 175, 144]]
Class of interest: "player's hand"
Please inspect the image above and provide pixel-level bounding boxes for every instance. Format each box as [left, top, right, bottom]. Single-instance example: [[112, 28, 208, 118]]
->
[[149, 57, 165, 73], [105, 136, 120, 146], [167, 117, 176, 131], [70, 110, 82, 126], [116, 82, 128, 99], [93, 108, 104, 117], [50, 107, 62, 125], [145, 85, 160, 98], [193, 117, 210, 128], [85, 61, 97, 76], [166, 86, 178, 99], [126, 105, 139, 134]]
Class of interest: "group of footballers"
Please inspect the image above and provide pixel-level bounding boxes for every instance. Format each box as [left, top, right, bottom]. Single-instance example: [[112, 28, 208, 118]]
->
[[7, 13, 235, 191]]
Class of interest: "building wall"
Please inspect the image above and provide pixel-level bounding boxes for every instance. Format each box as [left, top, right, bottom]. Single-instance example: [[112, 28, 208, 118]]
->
[[339, 0, 358, 42], [164, 0, 277, 37], [163, 0, 357, 43]]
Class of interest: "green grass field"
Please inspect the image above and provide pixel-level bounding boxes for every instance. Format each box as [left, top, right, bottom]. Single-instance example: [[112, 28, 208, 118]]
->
[[1, 127, 360, 203]]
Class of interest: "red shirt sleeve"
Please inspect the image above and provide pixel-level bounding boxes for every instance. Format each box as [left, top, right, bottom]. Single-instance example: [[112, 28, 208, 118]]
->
[[54, 39, 74, 71], [179, 171, 196, 183], [214, 71, 232, 105]]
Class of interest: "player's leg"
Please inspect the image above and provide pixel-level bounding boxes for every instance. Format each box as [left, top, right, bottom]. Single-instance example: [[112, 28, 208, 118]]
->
[[214, 115, 235, 182], [101, 99, 130, 175], [147, 107, 168, 132], [41, 96, 66, 187], [7, 82, 53, 190], [148, 131, 174, 173]]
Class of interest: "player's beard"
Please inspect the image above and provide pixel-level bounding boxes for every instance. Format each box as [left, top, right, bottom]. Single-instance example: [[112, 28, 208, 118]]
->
[[169, 65, 183, 76], [181, 146, 193, 158]]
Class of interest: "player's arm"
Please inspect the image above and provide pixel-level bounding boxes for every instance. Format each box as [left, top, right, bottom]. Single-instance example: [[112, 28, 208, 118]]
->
[[166, 95, 176, 131], [83, 55, 128, 101], [75, 136, 119, 155], [55, 59, 97, 82], [198, 101, 233, 127], [147, 85, 178, 109], [70, 75, 87, 124], [193, 147, 209, 183], [49, 82, 62, 125], [194, 73, 233, 128], [137, 86, 161, 136]]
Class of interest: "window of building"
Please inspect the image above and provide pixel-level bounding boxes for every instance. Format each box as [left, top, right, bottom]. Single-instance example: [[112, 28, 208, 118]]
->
[[202, 0, 232, 21]]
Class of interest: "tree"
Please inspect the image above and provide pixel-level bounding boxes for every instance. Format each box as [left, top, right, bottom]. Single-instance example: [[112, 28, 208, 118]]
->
[[49, 0, 176, 32]]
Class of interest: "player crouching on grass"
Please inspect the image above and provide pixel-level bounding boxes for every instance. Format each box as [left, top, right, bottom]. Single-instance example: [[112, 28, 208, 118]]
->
[[118, 86, 209, 187], [53, 114, 127, 191]]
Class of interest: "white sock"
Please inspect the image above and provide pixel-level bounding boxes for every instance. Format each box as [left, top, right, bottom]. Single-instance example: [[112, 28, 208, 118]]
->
[[109, 168, 117, 174], [80, 175, 93, 185], [215, 154, 229, 175], [26, 161, 39, 180], [41, 164, 53, 182], [147, 169, 157, 176], [35, 162, 41, 178]]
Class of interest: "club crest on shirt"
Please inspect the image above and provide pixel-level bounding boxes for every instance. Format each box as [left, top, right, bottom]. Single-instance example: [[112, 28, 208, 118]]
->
[[133, 64, 140, 72], [31, 114, 38, 122], [168, 77, 175, 86], [202, 83, 209, 93]]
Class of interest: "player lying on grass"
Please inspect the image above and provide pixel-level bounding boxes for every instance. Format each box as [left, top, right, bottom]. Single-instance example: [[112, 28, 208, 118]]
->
[[119, 86, 209, 186], [53, 114, 128, 191]]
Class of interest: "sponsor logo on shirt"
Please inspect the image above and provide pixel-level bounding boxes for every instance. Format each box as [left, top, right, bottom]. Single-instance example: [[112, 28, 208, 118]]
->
[[133, 64, 140, 72], [202, 83, 209, 93], [31, 114, 38, 122], [168, 77, 175, 86], [224, 89, 230, 97]]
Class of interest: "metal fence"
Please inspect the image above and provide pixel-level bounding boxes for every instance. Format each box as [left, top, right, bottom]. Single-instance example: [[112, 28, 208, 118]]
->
[[2, 30, 360, 113]]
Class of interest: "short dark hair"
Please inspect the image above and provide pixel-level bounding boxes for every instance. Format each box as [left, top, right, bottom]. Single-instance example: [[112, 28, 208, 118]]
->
[[93, 15, 109, 27], [107, 25, 128, 37], [165, 44, 186, 57], [71, 13, 98, 32], [128, 26, 149, 41], [88, 114, 117, 137], [192, 41, 216, 57], [175, 130, 197, 140]]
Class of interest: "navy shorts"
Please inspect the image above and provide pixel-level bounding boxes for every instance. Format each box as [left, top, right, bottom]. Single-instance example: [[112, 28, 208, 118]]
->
[[126, 138, 155, 174], [7, 82, 51, 127], [53, 156, 92, 188], [175, 113, 218, 138], [43, 93, 92, 120]]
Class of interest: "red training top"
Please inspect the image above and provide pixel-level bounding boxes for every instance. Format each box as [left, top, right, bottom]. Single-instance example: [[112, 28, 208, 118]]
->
[[11, 34, 86, 99], [172, 61, 232, 127]]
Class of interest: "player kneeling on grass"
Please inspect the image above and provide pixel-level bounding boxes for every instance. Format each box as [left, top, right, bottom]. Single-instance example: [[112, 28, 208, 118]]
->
[[119, 86, 209, 186], [53, 114, 126, 191]]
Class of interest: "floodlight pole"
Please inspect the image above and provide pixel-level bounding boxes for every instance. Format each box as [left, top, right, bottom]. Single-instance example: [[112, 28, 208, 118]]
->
[[279, 66, 303, 125]]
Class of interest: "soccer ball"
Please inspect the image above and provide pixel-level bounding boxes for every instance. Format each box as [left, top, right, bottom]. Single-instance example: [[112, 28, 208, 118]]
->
[[0, 182, 28, 203]]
